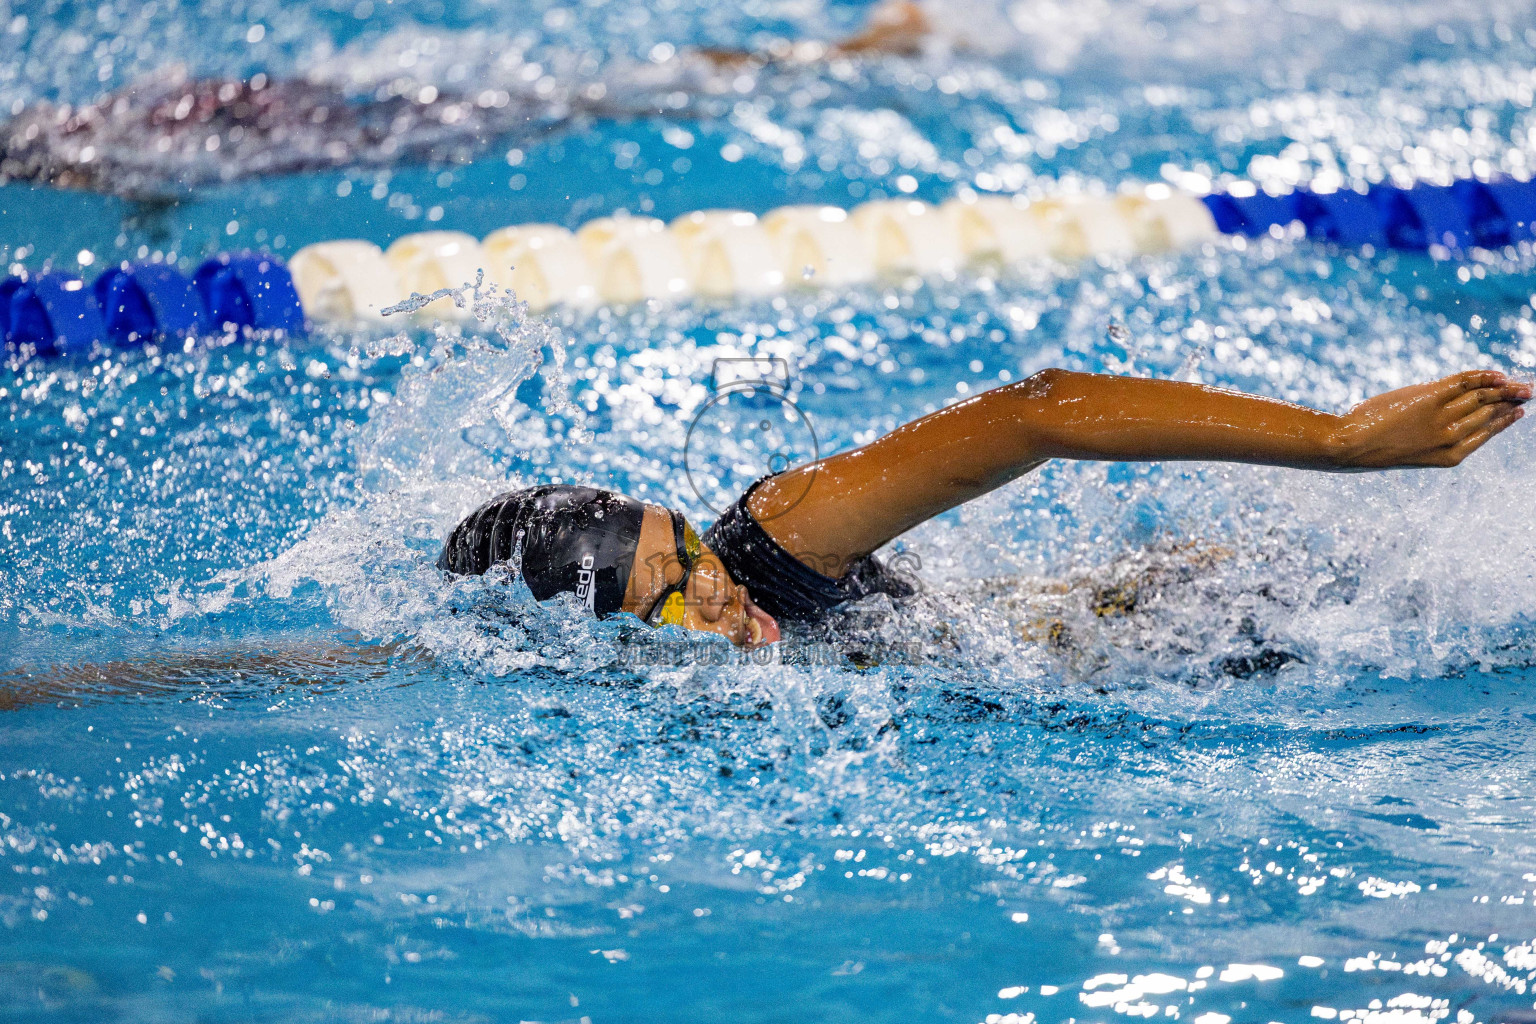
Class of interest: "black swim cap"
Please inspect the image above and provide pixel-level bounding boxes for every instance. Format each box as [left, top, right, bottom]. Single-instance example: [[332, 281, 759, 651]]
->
[[437, 485, 646, 617]]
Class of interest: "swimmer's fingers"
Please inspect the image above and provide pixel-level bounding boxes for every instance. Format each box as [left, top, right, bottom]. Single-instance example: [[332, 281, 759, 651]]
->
[[1435, 405, 1525, 467], [1449, 369, 1517, 395], [1442, 379, 1533, 419], [1447, 399, 1524, 437]]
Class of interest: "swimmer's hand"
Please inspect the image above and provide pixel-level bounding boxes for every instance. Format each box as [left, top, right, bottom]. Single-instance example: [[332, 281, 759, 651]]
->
[[1330, 370, 1530, 469]]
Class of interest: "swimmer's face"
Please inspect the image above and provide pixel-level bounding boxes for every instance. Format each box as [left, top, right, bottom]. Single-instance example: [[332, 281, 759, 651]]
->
[[623, 505, 781, 649]]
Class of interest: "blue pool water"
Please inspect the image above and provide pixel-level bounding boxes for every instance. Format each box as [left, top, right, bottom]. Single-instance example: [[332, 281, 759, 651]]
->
[[4, 1, 1536, 1021]]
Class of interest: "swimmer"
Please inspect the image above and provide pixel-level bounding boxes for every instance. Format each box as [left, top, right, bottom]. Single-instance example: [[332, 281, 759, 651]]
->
[[440, 367, 1531, 649], [0, 1, 941, 199], [2, 366, 1526, 708]]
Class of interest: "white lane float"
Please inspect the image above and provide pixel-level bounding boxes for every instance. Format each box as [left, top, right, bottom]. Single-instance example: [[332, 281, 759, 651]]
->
[[851, 199, 965, 274], [669, 210, 785, 297], [1028, 196, 1138, 260], [287, 186, 1225, 322], [575, 216, 693, 305], [760, 205, 877, 286], [288, 240, 400, 322], [383, 231, 488, 320], [942, 194, 1053, 263], [481, 225, 599, 310], [1115, 187, 1221, 252]]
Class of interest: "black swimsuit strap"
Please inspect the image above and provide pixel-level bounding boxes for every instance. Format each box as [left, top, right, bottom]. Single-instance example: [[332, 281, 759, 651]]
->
[[669, 508, 694, 574], [701, 477, 918, 623], [645, 508, 696, 623]]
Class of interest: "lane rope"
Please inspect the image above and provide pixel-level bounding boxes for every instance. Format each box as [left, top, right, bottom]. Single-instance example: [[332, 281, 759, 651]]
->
[[5, 176, 1533, 356]]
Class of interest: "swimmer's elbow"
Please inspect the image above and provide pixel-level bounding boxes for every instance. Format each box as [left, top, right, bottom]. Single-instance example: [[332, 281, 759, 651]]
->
[[1008, 368, 1070, 434], [1015, 367, 1071, 399], [1002, 367, 1088, 460]]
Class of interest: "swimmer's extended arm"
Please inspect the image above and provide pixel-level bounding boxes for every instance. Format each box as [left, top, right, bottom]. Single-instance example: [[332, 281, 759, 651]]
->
[[753, 368, 1531, 574], [694, 0, 931, 68], [828, 1, 931, 56]]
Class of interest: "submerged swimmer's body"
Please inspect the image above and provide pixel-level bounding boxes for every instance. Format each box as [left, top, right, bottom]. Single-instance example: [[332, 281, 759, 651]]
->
[[0, 2, 937, 198], [440, 367, 1531, 649]]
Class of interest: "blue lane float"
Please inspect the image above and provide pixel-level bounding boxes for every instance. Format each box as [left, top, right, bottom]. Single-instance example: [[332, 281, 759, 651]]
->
[[0, 272, 106, 354], [1203, 191, 1298, 238], [193, 252, 305, 333], [1198, 175, 1536, 252], [1290, 190, 1385, 247], [94, 262, 205, 345], [1375, 185, 1471, 250], [1, 250, 303, 356], [1475, 180, 1536, 245]]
